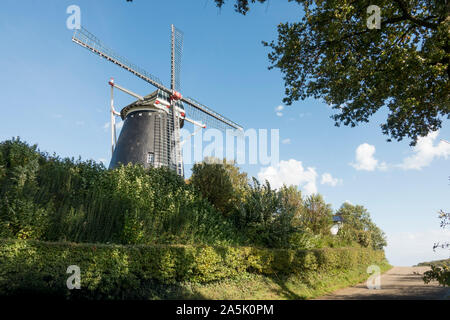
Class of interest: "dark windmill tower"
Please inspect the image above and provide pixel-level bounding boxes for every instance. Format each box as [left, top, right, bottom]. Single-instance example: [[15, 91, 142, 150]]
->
[[72, 25, 242, 176]]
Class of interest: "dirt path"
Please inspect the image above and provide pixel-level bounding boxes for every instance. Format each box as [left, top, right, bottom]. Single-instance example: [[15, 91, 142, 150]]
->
[[316, 266, 449, 300]]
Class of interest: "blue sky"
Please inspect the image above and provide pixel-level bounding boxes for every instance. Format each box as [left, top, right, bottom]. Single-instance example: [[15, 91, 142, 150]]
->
[[0, 0, 449, 266]]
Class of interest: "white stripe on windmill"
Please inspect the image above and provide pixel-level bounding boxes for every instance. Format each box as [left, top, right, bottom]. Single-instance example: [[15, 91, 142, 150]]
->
[[72, 25, 243, 176]]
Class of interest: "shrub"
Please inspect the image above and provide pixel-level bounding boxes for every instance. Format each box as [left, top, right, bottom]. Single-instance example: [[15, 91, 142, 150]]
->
[[0, 239, 387, 298], [190, 157, 248, 217], [423, 265, 450, 287], [0, 138, 388, 252], [301, 194, 333, 235], [235, 180, 323, 249], [0, 139, 241, 246], [422, 210, 450, 287]]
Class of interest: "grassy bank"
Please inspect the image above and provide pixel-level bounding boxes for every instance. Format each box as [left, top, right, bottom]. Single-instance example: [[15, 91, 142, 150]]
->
[[54, 262, 391, 300], [191, 262, 393, 299], [143, 261, 393, 300]]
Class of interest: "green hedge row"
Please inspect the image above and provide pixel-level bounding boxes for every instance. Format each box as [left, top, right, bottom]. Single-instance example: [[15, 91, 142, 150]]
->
[[0, 239, 386, 299]]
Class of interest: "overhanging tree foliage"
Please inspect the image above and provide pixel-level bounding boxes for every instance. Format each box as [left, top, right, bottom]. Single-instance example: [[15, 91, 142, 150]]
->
[[215, 0, 449, 145]]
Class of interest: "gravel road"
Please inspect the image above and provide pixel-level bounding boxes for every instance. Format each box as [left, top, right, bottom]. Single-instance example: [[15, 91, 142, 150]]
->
[[316, 266, 449, 300]]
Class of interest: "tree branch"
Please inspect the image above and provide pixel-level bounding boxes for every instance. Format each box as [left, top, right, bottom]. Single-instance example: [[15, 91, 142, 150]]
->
[[324, 15, 409, 46], [393, 0, 439, 29]]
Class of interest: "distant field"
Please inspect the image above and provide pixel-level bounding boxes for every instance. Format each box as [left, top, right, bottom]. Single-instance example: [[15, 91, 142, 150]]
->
[[415, 259, 450, 267]]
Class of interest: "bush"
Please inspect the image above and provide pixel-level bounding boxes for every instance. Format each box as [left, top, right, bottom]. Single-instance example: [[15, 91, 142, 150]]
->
[[423, 265, 450, 287], [422, 210, 450, 287], [0, 138, 48, 240], [190, 157, 248, 217], [301, 194, 334, 235], [235, 179, 300, 248], [0, 139, 241, 246], [235, 181, 325, 249], [0, 138, 388, 252], [0, 239, 386, 298]]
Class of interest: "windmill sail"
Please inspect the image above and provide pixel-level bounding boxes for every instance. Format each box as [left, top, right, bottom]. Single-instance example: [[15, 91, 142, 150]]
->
[[170, 25, 185, 176], [72, 27, 169, 93], [72, 25, 243, 176], [183, 97, 243, 131], [171, 25, 183, 92], [72, 26, 242, 132]]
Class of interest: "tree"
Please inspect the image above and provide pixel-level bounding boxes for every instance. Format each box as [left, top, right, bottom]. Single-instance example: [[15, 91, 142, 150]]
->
[[189, 157, 248, 217], [236, 179, 308, 248], [335, 202, 387, 249], [0, 138, 47, 240], [278, 185, 304, 224], [236, 178, 278, 227], [215, 0, 449, 145], [302, 194, 333, 235]]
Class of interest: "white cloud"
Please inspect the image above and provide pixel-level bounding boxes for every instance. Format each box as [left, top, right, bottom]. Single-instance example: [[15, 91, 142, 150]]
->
[[378, 161, 388, 171], [281, 138, 291, 145], [349, 132, 449, 173], [320, 173, 342, 187], [350, 143, 387, 171], [257, 159, 318, 196], [399, 131, 450, 170], [275, 105, 284, 117]]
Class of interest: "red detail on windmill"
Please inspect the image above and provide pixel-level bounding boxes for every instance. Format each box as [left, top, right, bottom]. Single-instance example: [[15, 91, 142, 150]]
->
[[108, 78, 114, 86], [181, 112, 185, 117], [171, 91, 182, 101]]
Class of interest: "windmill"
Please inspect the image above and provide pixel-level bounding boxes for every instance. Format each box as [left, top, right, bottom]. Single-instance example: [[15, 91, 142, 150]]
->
[[72, 25, 243, 176]]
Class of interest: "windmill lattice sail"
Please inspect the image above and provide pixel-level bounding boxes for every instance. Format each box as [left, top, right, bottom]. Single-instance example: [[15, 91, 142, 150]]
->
[[171, 25, 183, 92], [72, 25, 243, 176], [169, 24, 184, 176]]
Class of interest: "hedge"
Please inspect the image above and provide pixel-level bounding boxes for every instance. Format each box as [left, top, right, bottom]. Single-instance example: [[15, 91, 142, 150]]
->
[[0, 239, 386, 299]]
